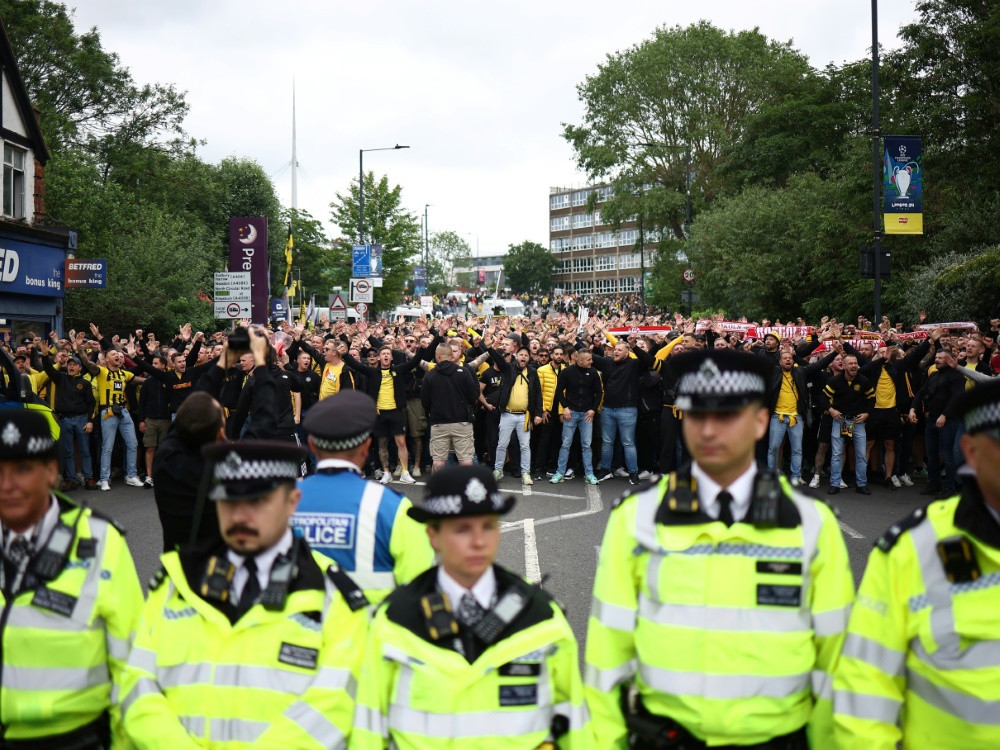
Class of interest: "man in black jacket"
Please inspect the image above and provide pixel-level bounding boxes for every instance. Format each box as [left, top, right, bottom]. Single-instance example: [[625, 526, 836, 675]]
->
[[488, 345, 543, 486], [136, 353, 171, 488], [421, 343, 480, 472], [824, 354, 876, 495], [42, 353, 96, 491], [910, 349, 968, 497], [550, 348, 603, 484], [590, 333, 656, 485]]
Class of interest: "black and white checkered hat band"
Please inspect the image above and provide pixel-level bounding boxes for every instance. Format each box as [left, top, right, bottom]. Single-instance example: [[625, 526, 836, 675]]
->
[[0, 422, 55, 455], [25, 436, 55, 455], [311, 431, 371, 452], [422, 492, 506, 516], [677, 370, 766, 400], [214, 459, 300, 483], [965, 401, 1000, 434]]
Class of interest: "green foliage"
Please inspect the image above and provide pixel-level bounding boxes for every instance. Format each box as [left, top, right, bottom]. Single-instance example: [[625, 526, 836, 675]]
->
[[896, 247, 1000, 324], [329, 171, 421, 311], [647, 239, 689, 311], [283, 208, 331, 306], [216, 157, 283, 288], [503, 242, 555, 294], [426, 231, 473, 292]]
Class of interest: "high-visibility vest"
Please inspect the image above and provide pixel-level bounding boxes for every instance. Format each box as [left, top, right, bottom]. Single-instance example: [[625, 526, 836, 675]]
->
[[0, 496, 142, 744], [833, 486, 1000, 748], [585, 471, 854, 748], [292, 470, 435, 606], [352, 565, 593, 749], [119, 544, 367, 749]]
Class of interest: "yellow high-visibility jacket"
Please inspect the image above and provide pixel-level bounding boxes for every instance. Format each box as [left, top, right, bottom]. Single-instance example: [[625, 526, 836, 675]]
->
[[119, 540, 368, 749], [536, 363, 564, 412], [0, 494, 142, 746], [585, 470, 854, 748], [833, 485, 1000, 749], [352, 565, 593, 749]]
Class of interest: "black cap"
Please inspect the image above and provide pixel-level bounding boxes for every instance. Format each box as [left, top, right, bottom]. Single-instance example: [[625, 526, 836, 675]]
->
[[407, 465, 516, 523], [0, 409, 58, 461], [953, 380, 1000, 436], [303, 390, 376, 452], [201, 441, 306, 501], [670, 349, 772, 413]]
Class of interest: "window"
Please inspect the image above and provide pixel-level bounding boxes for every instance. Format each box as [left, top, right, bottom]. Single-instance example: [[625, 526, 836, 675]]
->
[[572, 257, 594, 274], [619, 276, 639, 293], [572, 235, 592, 250], [573, 280, 595, 295], [593, 210, 602, 227], [619, 229, 638, 246], [550, 193, 570, 210], [3, 146, 26, 219], [618, 252, 642, 270], [572, 212, 593, 229], [552, 259, 570, 275], [596, 278, 618, 294], [595, 255, 616, 272], [594, 232, 616, 249], [550, 216, 570, 232], [550, 237, 572, 253], [572, 190, 591, 207], [596, 186, 614, 203]]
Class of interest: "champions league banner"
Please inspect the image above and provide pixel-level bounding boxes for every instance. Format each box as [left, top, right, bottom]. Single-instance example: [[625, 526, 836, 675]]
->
[[883, 135, 923, 235]]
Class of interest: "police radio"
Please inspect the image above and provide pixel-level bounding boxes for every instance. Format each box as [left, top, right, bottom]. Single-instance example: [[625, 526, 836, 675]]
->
[[31, 506, 86, 582], [260, 536, 300, 610], [421, 593, 459, 641], [748, 471, 782, 528]]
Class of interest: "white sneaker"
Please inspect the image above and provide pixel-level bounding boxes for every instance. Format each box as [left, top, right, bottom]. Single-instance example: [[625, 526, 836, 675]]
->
[[143, 476, 154, 488], [638, 470, 652, 480], [839, 480, 848, 489], [374, 468, 383, 480], [614, 468, 630, 478], [900, 473, 914, 487], [808, 474, 820, 489], [380, 472, 391, 486], [393, 465, 402, 478], [890, 475, 902, 488], [564, 469, 575, 480], [75, 472, 85, 485], [125, 476, 143, 488], [411, 466, 422, 478], [790, 477, 803, 488], [98, 480, 110, 491], [493, 469, 504, 482], [399, 472, 416, 484], [522, 474, 533, 486]]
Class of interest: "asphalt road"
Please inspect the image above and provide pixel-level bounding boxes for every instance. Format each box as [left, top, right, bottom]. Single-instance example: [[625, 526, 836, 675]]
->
[[85, 470, 928, 645]]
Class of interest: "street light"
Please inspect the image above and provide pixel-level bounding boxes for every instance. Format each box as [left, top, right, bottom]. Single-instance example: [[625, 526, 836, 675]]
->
[[466, 233, 480, 289], [359, 144, 409, 243]]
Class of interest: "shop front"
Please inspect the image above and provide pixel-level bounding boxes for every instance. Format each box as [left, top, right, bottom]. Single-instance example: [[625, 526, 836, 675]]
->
[[0, 230, 69, 343]]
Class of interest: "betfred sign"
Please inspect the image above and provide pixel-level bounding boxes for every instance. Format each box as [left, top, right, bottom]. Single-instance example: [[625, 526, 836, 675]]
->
[[64, 259, 107, 289]]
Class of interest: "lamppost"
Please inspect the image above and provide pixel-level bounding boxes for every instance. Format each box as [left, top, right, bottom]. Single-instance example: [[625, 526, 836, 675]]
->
[[359, 144, 409, 243], [466, 232, 479, 290], [870, 0, 883, 321]]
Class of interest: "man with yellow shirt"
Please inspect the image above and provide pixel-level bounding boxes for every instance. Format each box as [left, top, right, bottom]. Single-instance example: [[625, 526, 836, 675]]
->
[[318, 337, 358, 400], [488, 345, 543, 486]]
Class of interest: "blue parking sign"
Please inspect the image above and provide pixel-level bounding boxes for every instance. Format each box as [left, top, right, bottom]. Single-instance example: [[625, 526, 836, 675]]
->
[[352, 245, 370, 277]]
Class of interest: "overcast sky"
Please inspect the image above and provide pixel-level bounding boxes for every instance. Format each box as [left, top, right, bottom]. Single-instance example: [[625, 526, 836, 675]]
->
[[70, 1, 917, 258]]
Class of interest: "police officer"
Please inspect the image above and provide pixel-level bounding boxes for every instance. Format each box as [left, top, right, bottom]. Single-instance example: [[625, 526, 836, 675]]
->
[[586, 349, 854, 749], [119, 441, 368, 749], [833, 378, 1000, 747], [0, 408, 143, 748], [292, 391, 434, 606], [352, 465, 593, 749]]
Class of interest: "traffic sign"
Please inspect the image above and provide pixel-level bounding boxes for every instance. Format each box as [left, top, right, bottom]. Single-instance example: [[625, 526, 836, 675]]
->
[[352, 245, 370, 277], [355, 302, 368, 315], [682, 268, 696, 283], [330, 293, 348, 311], [214, 300, 251, 319], [214, 272, 252, 301], [350, 277, 373, 303]]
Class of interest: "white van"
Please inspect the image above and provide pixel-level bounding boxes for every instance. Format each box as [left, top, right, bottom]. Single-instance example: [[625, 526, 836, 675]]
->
[[391, 306, 428, 323], [483, 298, 525, 318], [312, 307, 360, 323]]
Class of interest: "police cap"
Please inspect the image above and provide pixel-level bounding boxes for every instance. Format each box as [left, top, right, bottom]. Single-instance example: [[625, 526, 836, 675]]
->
[[954, 379, 1000, 438], [407, 465, 516, 523], [670, 349, 772, 413], [0, 409, 58, 461], [201, 440, 305, 502], [303, 390, 377, 452]]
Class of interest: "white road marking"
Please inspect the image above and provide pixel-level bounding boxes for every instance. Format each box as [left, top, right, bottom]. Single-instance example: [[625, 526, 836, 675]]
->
[[839, 521, 865, 539], [534, 482, 604, 527], [522, 518, 541, 584]]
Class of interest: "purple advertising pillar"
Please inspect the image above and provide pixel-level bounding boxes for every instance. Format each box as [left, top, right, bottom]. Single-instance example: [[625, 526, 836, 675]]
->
[[229, 217, 269, 323]]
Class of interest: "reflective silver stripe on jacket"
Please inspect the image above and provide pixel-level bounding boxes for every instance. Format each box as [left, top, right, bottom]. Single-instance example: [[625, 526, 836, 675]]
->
[[208, 717, 270, 743], [552, 699, 590, 731], [74, 515, 111, 624], [908, 670, 1000, 725], [386, 705, 553, 738], [3, 664, 109, 691], [585, 660, 637, 692], [637, 598, 810, 633], [354, 483, 394, 591], [284, 701, 347, 748], [833, 689, 901, 724], [590, 597, 637, 632], [840, 633, 905, 677], [639, 663, 810, 700], [354, 703, 388, 736], [119, 676, 161, 718]]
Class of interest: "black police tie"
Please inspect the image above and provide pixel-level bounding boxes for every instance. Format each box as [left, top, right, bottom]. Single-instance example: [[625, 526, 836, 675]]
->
[[238, 557, 261, 616], [717, 490, 735, 527], [3, 537, 32, 593], [457, 592, 486, 627]]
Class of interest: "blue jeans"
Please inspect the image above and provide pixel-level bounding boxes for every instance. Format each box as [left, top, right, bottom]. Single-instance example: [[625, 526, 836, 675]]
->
[[495, 411, 531, 474], [557, 412, 594, 476], [600, 406, 638, 474], [768, 414, 803, 480], [926, 418, 959, 491], [59, 414, 92, 480], [830, 418, 867, 488], [99, 407, 139, 482]]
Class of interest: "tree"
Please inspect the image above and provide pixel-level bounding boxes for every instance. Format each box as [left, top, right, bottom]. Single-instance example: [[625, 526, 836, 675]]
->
[[426, 231, 473, 293], [282, 208, 331, 307], [897, 247, 1000, 325], [502, 242, 555, 295], [563, 21, 813, 241], [329, 171, 421, 310]]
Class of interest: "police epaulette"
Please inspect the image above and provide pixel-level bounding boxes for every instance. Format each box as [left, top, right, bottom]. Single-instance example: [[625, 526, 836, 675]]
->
[[611, 475, 661, 510], [149, 566, 167, 591], [326, 566, 370, 612], [53, 493, 126, 536], [86, 505, 126, 536], [875, 505, 929, 552]]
